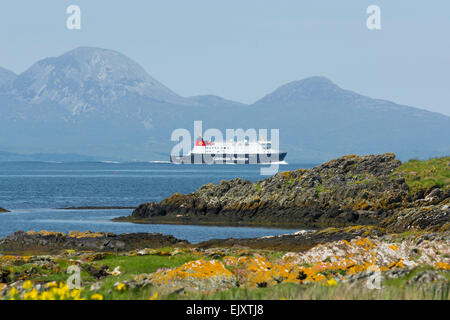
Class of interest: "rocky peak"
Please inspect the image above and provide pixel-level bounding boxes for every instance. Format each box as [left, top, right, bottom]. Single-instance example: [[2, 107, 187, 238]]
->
[[11, 46, 184, 114]]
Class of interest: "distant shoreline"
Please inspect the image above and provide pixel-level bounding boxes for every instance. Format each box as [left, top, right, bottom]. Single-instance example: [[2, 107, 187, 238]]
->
[[59, 206, 137, 210]]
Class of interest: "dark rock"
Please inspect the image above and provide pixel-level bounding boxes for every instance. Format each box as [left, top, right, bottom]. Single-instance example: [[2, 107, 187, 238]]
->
[[116, 153, 414, 228], [406, 270, 447, 286], [0, 270, 11, 283], [195, 226, 386, 251], [384, 268, 411, 279], [341, 270, 378, 285], [0, 206, 9, 213], [0, 231, 189, 255], [83, 265, 109, 280], [381, 201, 449, 233]]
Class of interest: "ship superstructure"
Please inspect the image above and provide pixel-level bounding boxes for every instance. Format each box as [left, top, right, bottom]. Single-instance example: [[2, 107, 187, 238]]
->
[[171, 137, 287, 164]]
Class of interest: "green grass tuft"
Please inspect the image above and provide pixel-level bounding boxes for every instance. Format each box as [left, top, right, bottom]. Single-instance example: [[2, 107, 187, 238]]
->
[[394, 157, 450, 191]]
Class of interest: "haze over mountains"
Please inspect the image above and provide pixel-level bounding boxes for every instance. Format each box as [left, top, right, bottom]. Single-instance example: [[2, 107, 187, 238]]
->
[[0, 46, 449, 162]]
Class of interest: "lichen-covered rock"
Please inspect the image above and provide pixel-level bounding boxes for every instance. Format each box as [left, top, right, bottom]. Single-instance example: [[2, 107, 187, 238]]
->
[[121, 233, 449, 293], [126, 259, 237, 293], [281, 235, 450, 270]]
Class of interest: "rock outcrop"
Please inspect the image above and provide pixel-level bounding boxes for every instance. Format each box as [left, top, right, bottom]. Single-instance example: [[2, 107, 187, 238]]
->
[[0, 231, 189, 255], [196, 226, 386, 251], [117, 153, 449, 231], [0, 206, 9, 213]]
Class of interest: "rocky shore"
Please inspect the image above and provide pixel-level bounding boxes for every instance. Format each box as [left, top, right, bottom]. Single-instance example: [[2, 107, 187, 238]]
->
[[115, 153, 449, 232], [0, 227, 385, 254], [0, 153, 448, 300], [0, 231, 188, 255]]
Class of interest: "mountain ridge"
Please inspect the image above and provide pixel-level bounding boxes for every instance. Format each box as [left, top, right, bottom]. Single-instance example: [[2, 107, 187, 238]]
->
[[0, 46, 449, 162], [9, 47, 187, 115]]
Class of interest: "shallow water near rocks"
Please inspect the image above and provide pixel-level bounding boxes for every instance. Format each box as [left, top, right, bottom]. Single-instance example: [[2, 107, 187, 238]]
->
[[0, 162, 314, 243]]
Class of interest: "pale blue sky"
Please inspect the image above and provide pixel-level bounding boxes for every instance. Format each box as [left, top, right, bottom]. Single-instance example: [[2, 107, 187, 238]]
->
[[1, 1, 449, 115]]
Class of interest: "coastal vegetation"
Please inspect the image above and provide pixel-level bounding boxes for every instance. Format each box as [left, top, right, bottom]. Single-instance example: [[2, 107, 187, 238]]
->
[[0, 232, 448, 300], [394, 157, 450, 191]]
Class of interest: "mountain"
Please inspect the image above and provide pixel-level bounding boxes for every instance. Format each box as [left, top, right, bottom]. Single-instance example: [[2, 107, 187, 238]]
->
[[248, 76, 450, 161], [0, 47, 449, 162], [0, 67, 17, 91], [255, 76, 347, 105], [10, 47, 187, 116]]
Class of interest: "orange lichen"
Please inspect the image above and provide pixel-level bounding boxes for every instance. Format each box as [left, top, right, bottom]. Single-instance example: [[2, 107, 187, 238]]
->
[[151, 259, 234, 286], [435, 262, 450, 270]]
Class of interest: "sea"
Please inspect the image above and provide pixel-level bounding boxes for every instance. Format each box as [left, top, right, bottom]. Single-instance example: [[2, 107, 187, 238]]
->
[[0, 161, 314, 243]]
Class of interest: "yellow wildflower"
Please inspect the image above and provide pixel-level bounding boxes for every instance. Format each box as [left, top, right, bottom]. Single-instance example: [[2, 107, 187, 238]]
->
[[70, 289, 82, 299], [45, 281, 58, 288], [327, 279, 338, 286], [23, 280, 33, 290], [24, 289, 39, 300], [39, 291, 54, 300], [9, 287, 18, 299], [149, 292, 159, 300], [116, 283, 126, 291], [90, 293, 104, 300]]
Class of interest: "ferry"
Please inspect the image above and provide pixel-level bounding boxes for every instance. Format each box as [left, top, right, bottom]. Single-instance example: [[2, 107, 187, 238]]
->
[[170, 137, 287, 164]]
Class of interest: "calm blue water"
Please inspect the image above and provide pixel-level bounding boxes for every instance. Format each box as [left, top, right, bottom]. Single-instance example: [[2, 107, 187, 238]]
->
[[0, 162, 314, 243]]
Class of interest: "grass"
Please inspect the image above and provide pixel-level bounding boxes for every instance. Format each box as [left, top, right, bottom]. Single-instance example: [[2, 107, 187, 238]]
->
[[0, 250, 203, 300], [183, 266, 450, 300], [82, 252, 450, 300], [185, 278, 449, 300], [83, 253, 450, 300], [394, 157, 450, 191], [85, 250, 202, 299], [91, 251, 199, 275], [2, 247, 449, 300], [315, 184, 325, 196]]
